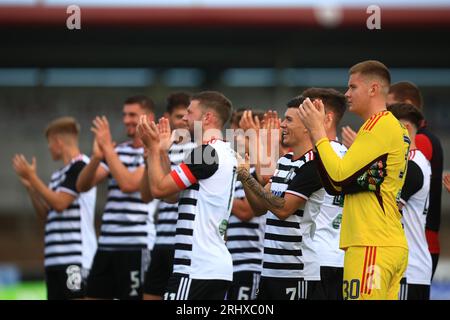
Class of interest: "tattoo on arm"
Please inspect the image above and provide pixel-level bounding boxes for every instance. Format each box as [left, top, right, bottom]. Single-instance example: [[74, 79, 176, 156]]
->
[[238, 168, 285, 209]]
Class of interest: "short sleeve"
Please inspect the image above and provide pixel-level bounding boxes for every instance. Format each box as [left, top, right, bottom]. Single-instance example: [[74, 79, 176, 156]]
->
[[170, 144, 219, 189], [285, 160, 322, 200], [58, 161, 87, 196], [400, 160, 424, 204]]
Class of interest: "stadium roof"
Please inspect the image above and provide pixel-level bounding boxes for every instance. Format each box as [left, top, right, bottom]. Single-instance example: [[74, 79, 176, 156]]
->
[[1, 0, 450, 27]]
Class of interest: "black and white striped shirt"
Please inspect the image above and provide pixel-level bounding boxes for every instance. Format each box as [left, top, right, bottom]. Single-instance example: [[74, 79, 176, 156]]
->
[[170, 140, 237, 280], [227, 168, 265, 274], [155, 141, 196, 247], [262, 151, 322, 279], [45, 154, 97, 269], [98, 141, 156, 251]]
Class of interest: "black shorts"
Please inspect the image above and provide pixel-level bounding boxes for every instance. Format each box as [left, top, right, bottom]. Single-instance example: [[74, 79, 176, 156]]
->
[[86, 249, 150, 300], [257, 276, 323, 300], [143, 245, 174, 296], [399, 278, 430, 300], [45, 264, 86, 300], [227, 271, 261, 300], [164, 273, 231, 300], [320, 266, 344, 300]]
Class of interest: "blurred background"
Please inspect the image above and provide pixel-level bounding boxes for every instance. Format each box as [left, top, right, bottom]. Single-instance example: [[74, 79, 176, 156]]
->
[[0, 0, 449, 299]]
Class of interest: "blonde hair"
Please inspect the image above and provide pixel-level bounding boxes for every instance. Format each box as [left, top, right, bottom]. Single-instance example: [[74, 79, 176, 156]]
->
[[44, 116, 80, 138]]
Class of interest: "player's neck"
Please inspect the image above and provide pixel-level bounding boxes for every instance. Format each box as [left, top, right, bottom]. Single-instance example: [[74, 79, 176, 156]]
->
[[131, 136, 143, 148], [201, 127, 223, 144], [326, 128, 338, 141], [409, 133, 416, 150], [292, 142, 313, 160], [62, 147, 81, 165], [363, 100, 387, 121]]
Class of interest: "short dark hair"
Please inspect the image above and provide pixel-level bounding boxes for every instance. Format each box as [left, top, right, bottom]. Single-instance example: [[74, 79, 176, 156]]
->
[[349, 60, 391, 87], [301, 88, 347, 126], [191, 91, 233, 127], [388, 81, 423, 109], [286, 95, 306, 109], [124, 95, 155, 113], [166, 92, 191, 114], [45, 116, 80, 138], [387, 103, 424, 129]]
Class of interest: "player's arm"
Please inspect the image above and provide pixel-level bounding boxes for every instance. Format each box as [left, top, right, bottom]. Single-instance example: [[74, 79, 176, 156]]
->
[[12, 155, 50, 219], [145, 149, 180, 203], [256, 110, 280, 186], [76, 139, 109, 192], [298, 98, 390, 186], [144, 148, 179, 199], [102, 146, 145, 193], [159, 150, 179, 203], [27, 164, 84, 213], [137, 116, 179, 203], [20, 179, 50, 220], [163, 143, 222, 199], [239, 162, 322, 220], [238, 165, 278, 216], [16, 178, 49, 221], [231, 198, 255, 222], [314, 151, 342, 195], [136, 116, 181, 199], [314, 131, 389, 187], [232, 171, 265, 221], [398, 160, 424, 211], [239, 172, 306, 220], [270, 193, 307, 220], [26, 186, 50, 220], [273, 160, 322, 220], [13, 154, 80, 213], [140, 160, 154, 203], [90, 115, 142, 193]]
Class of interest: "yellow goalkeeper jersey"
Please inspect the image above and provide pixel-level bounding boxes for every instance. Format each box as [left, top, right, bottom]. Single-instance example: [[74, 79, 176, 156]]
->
[[315, 110, 410, 249]]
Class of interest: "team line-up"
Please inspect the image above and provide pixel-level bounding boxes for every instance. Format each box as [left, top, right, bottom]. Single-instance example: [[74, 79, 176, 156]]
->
[[12, 60, 450, 300]]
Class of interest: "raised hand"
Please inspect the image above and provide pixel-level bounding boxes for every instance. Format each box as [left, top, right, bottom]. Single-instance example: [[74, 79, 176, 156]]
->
[[137, 115, 160, 150], [12, 154, 36, 181], [158, 117, 173, 152], [91, 116, 113, 150], [239, 110, 261, 132], [444, 173, 450, 193], [92, 137, 104, 160], [297, 98, 327, 143]]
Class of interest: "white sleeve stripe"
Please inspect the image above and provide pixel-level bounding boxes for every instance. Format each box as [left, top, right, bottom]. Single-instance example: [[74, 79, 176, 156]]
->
[[100, 162, 109, 172], [57, 187, 78, 197], [284, 190, 308, 200]]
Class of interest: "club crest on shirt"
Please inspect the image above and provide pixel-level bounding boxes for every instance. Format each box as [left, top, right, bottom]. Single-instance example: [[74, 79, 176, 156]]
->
[[332, 214, 342, 229], [284, 168, 296, 183], [219, 219, 228, 236], [66, 265, 82, 292]]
